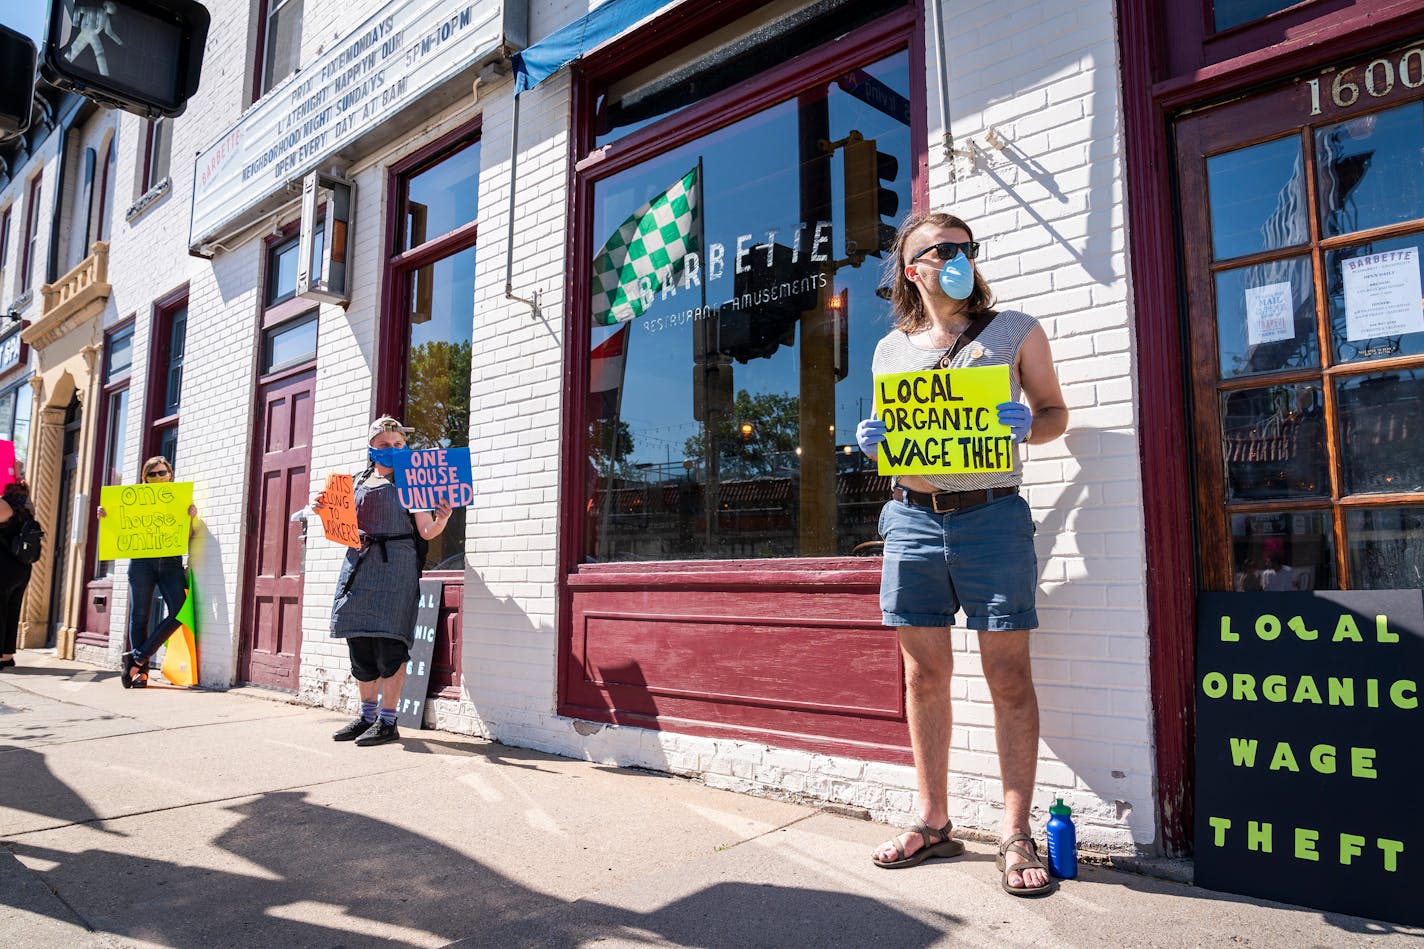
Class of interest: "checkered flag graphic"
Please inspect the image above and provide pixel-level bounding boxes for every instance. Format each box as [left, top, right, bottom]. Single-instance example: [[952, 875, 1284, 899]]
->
[[591, 167, 700, 325]]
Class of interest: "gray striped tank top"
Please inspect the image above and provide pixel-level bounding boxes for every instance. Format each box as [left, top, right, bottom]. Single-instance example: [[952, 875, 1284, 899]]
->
[[870, 309, 1039, 491]]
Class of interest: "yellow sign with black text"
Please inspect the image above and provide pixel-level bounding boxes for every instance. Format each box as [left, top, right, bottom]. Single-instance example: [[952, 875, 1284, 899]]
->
[[97, 482, 193, 560], [873, 365, 1013, 476]]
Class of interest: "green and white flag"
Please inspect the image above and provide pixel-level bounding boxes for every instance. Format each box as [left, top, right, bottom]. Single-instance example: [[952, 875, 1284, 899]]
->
[[591, 167, 700, 325]]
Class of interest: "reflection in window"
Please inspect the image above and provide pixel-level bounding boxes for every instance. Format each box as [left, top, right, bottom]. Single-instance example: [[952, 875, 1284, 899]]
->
[[1337, 370, 1424, 495], [1347, 506, 1424, 589], [1213, 0, 1298, 32], [405, 246, 474, 570], [266, 228, 323, 306], [262, 311, 317, 373], [1206, 136, 1306, 262], [1221, 384, 1328, 500], [1324, 233, 1424, 365], [595, 0, 909, 147], [1230, 510, 1335, 592], [585, 51, 911, 562], [404, 140, 481, 250], [1213, 255, 1317, 378], [1316, 102, 1424, 239]]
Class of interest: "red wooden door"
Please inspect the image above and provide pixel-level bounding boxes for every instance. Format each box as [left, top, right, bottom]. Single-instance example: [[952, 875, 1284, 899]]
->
[[239, 368, 314, 688]]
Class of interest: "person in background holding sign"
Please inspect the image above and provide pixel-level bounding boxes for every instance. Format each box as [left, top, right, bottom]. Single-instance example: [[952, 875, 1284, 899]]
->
[[314, 416, 452, 748], [0, 479, 40, 671], [856, 211, 1068, 896], [99, 457, 198, 689]]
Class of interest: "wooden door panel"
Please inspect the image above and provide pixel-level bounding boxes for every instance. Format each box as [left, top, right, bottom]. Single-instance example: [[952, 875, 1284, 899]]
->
[[240, 369, 314, 689]]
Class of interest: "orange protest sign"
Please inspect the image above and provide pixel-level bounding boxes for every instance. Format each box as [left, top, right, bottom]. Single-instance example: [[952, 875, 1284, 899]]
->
[[318, 473, 360, 548]]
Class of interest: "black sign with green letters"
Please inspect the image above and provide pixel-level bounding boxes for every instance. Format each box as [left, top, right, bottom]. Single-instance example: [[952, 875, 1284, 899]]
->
[[1195, 590, 1424, 924]]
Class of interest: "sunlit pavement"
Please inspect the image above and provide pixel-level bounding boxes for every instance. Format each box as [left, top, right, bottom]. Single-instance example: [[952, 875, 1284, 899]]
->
[[2, 650, 1419, 949]]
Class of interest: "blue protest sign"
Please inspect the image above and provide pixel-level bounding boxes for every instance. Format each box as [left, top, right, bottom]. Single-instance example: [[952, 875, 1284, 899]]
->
[[392, 447, 474, 509]]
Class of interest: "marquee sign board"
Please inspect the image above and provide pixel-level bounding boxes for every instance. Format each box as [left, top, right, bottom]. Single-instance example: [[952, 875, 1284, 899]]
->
[[189, 0, 525, 255]]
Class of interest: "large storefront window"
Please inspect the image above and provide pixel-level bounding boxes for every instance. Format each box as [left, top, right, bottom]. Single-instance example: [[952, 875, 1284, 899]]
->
[[1179, 63, 1424, 592], [583, 42, 911, 563]]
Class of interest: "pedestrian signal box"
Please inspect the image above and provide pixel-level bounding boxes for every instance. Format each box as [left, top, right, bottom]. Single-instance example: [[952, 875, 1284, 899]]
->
[[0, 26, 37, 136], [41, 0, 210, 119]]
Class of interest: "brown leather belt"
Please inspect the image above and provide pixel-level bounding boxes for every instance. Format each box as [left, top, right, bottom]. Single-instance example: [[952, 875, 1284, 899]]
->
[[891, 483, 1018, 513]]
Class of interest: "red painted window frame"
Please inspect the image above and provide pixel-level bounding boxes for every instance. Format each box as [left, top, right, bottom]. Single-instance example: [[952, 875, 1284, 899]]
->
[[558, 5, 926, 754], [96, 135, 115, 244], [143, 286, 188, 462], [251, 0, 303, 103], [376, 119, 482, 697], [19, 173, 42, 294], [0, 205, 11, 281], [92, 316, 136, 566], [1118, 0, 1424, 855]]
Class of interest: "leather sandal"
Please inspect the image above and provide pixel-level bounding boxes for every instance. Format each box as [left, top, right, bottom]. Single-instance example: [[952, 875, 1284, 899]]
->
[[997, 833, 1052, 896], [131, 663, 149, 689], [872, 820, 965, 869], [120, 653, 135, 689]]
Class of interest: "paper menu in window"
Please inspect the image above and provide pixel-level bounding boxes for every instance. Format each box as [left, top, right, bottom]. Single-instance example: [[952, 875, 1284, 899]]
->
[[1342, 246, 1424, 341], [1244, 281, 1294, 345]]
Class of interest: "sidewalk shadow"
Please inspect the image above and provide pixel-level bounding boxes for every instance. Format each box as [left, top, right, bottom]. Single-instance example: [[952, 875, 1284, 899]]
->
[[0, 745, 126, 837], [5, 787, 943, 947]]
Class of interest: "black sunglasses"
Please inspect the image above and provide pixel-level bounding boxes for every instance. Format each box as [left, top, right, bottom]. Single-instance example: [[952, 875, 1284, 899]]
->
[[145, 468, 172, 477], [910, 240, 981, 263]]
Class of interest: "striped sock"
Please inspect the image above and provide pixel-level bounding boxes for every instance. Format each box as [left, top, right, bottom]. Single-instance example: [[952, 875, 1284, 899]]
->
[[360, 700, 377, 723], [379, 707, 397, 725]]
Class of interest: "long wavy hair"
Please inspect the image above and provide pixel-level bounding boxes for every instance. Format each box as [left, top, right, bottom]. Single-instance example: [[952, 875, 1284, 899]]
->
[[882, 210, 996, 334]]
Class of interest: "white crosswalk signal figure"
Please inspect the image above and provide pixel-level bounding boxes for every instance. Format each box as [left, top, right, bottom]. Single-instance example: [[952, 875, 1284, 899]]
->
[[64, 2, 125, 78]]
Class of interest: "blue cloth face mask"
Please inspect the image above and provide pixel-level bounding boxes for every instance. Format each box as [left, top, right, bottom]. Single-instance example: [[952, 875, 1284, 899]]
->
[[368, 446, 403, 468], [938, 253, 975, 300]]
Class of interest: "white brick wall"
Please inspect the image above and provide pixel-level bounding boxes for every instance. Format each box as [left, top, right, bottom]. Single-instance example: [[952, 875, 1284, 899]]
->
[[919, 0, 1155, 848], [81, 0, 1158, 855]]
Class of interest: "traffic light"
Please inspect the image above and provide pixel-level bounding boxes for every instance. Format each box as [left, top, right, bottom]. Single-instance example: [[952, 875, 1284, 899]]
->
[[842, 130, 898, 260], [0, 25, 37, 136], [41, 0, 210, 119], [716, 242, 817, 363]]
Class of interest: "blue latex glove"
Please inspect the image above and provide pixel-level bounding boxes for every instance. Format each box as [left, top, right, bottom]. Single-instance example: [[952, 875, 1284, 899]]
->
[[856, 417, 887, 458], [997, 402, 1033, 443]]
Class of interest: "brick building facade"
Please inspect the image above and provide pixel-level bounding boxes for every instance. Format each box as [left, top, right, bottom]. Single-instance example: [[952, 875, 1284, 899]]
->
[[5, 0, 1420, 862]]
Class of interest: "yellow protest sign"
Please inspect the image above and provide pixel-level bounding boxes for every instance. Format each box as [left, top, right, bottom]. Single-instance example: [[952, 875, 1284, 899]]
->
[[874, 365, 1014, 476], [98, 482, 193, 559]]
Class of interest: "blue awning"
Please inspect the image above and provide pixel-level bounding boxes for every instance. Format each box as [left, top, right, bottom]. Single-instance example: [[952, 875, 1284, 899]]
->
[[512, 0, 674, 94]]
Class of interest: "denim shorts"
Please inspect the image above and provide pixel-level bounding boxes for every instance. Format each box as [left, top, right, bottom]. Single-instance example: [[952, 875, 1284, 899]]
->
[[878, 493, 1039, 630]]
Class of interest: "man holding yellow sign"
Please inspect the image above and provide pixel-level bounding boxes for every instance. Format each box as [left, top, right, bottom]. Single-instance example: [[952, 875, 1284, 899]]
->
[[857, 211, 1067, 897]]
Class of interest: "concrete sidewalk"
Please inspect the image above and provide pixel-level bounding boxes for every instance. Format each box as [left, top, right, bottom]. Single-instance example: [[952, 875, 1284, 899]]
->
[[1, 652, 1418, 948]]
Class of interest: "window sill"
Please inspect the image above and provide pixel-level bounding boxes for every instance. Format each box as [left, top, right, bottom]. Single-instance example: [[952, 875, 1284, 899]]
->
[[125, 177, 172, 223]]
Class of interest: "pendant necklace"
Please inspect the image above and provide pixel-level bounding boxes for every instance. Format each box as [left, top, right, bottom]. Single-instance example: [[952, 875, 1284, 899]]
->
[[936, 324, 971, 369]]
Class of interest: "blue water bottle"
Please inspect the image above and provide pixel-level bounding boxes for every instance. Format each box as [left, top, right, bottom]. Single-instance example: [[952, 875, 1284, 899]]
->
[[1045, 798, 1078, 879]]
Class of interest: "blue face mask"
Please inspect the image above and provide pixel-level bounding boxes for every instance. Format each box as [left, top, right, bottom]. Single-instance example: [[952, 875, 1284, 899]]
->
[[368, 446, 403, 468], [938, 253, 975, 300]]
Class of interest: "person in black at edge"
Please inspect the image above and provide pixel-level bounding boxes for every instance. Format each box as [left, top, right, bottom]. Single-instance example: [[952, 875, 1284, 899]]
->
[[0, 479, 37, 671], [314, 416, 452, 747]]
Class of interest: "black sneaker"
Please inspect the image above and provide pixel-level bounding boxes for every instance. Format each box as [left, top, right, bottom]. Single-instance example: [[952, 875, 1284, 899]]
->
[[332, 717, 375, 741], [354, 719, 401, 747]]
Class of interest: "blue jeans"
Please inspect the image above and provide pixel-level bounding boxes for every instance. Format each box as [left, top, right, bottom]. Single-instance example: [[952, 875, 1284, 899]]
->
[[878, 493, 1039, 630], [127, 556, 186, 661]]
